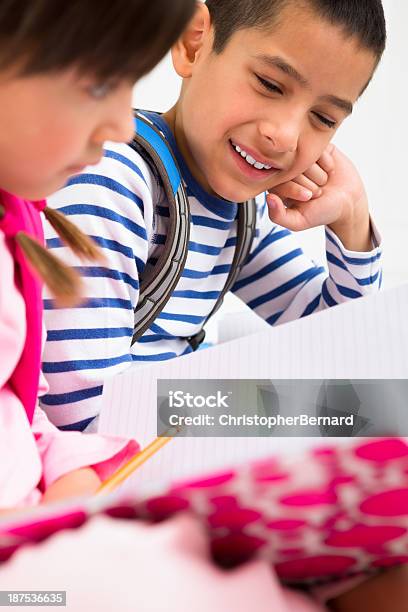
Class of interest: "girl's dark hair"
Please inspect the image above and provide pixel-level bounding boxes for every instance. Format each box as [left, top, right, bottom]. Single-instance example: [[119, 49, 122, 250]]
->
[[0, 0, 196, 80], [206, 0, 386, 61]]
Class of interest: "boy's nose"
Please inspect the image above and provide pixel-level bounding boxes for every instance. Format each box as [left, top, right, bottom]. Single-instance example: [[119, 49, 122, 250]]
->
[[258, 119, 299, 154]]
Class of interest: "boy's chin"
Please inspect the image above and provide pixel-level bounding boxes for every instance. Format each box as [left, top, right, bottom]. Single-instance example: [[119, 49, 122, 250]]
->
[[209, 172, 286, 203], [218, 187, 266, 203], [210, 180, 266, 203]]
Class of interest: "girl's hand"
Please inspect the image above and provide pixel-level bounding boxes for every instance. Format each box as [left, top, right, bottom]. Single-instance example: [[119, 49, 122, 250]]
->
[[0, 468, 100, 515], [42, 467, 101, 504], [267, 145, 372, 252]]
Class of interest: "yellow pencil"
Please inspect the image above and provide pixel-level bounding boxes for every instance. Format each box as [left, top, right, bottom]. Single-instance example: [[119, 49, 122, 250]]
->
[[97, 427, 181, 494]]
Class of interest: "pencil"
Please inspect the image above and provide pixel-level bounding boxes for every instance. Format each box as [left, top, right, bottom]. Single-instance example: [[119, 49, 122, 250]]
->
[[97, 427, 181, 494]]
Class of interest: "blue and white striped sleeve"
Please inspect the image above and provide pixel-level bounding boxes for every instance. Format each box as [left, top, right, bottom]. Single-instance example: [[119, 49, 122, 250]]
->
[[40, 143, 155, 431], [232, 197, 382, 326]]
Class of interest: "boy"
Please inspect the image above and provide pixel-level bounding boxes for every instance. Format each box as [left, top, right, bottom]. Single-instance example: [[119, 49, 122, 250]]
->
[[42, 0, 385, 431]]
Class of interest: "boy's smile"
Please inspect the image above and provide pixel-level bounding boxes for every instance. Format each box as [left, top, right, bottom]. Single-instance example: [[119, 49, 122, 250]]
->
[[229, 138, 283, 179], [164, 3, 377, 203]]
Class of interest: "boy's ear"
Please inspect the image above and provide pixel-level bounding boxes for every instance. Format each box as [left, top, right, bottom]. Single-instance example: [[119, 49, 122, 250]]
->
[[171, 2, 212, 78]]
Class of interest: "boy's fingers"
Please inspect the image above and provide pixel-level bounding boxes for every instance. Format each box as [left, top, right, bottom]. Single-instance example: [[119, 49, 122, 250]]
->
[[316, 145, 336, 174], [272, 181, 316, 202], [266, 193, 308, 231], [292, 175, 323, 197], [302, 162, 329, 186]]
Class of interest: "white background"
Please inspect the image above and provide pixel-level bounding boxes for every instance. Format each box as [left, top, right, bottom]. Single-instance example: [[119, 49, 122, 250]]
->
[[133, 0, 407, 324]]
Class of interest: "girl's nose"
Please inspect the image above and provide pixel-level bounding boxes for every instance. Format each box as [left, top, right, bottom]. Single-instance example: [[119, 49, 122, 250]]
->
[[93, 86, 135, 146]]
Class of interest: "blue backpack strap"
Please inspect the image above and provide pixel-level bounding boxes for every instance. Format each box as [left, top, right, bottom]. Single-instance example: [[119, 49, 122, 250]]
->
[[130, 111, 257, 350], [130, 111, 190, 345]]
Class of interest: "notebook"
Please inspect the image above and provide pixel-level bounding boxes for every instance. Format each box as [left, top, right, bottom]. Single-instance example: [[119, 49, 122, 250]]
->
[[1, 286, 407, 585], [95, 284, 408, 584]]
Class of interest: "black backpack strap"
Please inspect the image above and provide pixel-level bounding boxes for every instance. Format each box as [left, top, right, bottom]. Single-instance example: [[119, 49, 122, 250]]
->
[[130, 111, 257, 351], [130, 112, 190, 346], [186, 198, 257, 350]]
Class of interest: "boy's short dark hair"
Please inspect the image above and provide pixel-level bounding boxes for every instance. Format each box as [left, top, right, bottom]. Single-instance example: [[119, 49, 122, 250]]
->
[[206, 0, 386, 62], [0, 0, 196, 80]]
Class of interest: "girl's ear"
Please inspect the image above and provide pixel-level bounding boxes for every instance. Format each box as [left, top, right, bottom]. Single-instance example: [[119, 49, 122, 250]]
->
[[171, 2, 212, 78]]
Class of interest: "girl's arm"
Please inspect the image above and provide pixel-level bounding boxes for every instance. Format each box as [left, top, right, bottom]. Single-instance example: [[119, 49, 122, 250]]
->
[[0, 469, 101, 512], [32, 402, 139, 500]]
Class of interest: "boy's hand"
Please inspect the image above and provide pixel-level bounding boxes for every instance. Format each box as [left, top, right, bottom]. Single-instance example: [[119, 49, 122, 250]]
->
[[267, 145, 372, 252], [41, 467, 101, 504], [271, 144, 335, 204]]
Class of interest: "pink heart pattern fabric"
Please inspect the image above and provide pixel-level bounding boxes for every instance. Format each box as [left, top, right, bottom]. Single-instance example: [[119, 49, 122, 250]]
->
[[1, 438, 407, 586], [130, 438, 408, 584]]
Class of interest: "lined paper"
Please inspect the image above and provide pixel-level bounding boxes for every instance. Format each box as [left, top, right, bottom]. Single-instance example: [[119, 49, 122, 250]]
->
[[99, 284, 408, 494]]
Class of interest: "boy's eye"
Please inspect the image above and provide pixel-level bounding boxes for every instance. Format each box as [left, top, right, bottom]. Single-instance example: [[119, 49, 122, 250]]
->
[[255, 73, 337, 129], [255, 75, 283, 95], [312, 112, 337, 129]]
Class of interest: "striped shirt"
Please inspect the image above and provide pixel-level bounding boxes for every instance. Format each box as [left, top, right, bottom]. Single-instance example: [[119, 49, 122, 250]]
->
[[41, 112, 382, 431]]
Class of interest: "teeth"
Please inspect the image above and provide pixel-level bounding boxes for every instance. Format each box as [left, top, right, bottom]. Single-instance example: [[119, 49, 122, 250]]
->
[[231, 142, 273, 171]]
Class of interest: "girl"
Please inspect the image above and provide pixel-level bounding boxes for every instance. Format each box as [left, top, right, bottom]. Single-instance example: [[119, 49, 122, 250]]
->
[[0, 0, 195, 509]]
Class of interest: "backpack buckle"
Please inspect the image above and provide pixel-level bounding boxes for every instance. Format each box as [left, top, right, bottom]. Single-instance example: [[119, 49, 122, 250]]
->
[[186, 329, 206, 351]]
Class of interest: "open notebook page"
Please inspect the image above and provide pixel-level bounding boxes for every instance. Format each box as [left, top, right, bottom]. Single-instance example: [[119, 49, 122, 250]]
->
[[99, 283, 408, 496]]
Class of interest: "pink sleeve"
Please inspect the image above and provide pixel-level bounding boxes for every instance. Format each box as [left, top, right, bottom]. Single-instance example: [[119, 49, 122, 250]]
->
[[31, 405, 140, 489]]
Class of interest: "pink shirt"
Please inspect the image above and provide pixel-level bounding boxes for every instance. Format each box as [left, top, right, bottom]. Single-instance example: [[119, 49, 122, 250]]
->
[[0, 198, 139, 509]]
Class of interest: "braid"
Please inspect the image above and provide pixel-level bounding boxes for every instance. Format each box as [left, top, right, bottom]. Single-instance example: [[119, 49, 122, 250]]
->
[[0, 199, 105, 306], [14, 206, 106, 307], [16, 232, 84, 307], [43, 206, 105, 262]]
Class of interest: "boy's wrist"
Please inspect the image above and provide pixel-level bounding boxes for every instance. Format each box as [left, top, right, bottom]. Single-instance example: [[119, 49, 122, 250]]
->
[[327, 196, 372, 252]]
